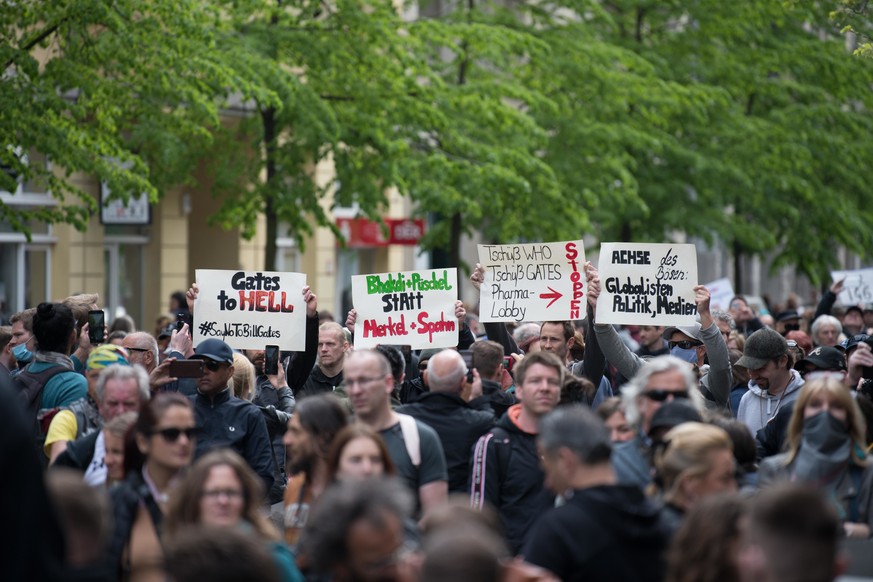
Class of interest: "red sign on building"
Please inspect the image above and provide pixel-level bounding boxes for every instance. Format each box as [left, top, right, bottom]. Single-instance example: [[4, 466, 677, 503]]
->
[[336, 217, 426, 248]]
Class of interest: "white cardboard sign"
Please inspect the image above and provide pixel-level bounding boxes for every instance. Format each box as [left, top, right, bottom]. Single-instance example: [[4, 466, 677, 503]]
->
[[353, 268, 459, 349], [194, 269, 307, 351], [596, 243, 699, 326], [478, 240, 587, 323], [831, 268, 873, 306], [705, 277, 736, 312]]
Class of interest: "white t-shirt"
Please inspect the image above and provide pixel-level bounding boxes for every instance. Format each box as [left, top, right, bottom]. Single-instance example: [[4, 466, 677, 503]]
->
[[83, 431, 107, 487]]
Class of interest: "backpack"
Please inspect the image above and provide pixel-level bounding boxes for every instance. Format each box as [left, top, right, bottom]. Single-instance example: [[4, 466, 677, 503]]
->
[[14, 364, 71, 464]]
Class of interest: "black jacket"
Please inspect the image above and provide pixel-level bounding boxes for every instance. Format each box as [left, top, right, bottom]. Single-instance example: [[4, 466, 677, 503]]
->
[[523, 484, 670, 582], [105, 470, 164, 580], [286, 314, 320, 393], [0, 372, 66, 581], [756, 401, 794, 460], [397, 392, 495, 493], [470, 378, 517, 419], [191, 389, 274, 492], [297, 366, 343, 400], [252, 374, 296, 504], [53, 429, 100, 471], [469, 407, 554, 554]]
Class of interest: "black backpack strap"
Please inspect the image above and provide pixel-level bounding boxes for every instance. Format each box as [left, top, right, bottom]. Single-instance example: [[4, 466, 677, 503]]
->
[[134, 480, 165, 540]]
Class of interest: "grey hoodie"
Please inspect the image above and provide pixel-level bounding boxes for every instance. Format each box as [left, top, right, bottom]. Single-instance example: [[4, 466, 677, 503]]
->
[[736, 369, 804, 435]]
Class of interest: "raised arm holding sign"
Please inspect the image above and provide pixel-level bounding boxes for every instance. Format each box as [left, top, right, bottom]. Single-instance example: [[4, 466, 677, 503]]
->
[[478, 240, 586, 323], [194, 269, 308, 351], [591, 246, 731, 409], [595, 243, 698, 327]]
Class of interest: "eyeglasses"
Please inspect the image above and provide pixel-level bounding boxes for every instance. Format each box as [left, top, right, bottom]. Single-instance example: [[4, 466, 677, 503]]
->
[[126, 347, 150, 352], [345, 376, 383, 388], [201, 488, 244, 501], [643, 389, 689, 402], [151, 427, 200, 442], [669, 341, 702, 350]]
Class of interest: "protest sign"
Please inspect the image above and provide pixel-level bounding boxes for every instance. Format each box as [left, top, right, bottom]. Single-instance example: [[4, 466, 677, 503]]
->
[[705, 277, 736, 312], [194, 270, 307, 351], [353, 268, 458, 350], [478, 241, 587, 323], [830, 268, 873, 305], [596, 243, 699, 326]]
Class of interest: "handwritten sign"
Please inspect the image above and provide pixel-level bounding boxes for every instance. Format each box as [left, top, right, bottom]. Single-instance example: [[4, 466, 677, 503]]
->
[[596, 243, 698, 326], [478, 241, 586, 323], [194, 270, 307, 351], [705, 277, 736, 312], [831, 268, 873, 306], [353, 268, 458, 350]]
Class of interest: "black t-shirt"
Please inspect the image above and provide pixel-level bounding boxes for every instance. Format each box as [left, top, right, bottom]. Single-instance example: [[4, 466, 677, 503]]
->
[[380, 419, 448, 494]]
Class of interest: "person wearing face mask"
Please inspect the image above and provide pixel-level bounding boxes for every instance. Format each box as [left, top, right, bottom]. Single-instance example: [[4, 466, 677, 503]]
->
[[589, 273, 732, 413], [758, 377, 873, 538], [8, 308, 37, 376]]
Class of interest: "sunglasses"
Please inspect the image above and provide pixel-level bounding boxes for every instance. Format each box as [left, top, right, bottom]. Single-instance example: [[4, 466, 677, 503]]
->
[[203, 360, 225, 372], [669, 341, 702, 350], [152, 427, 200, 442], [643, 389, 689, 402]]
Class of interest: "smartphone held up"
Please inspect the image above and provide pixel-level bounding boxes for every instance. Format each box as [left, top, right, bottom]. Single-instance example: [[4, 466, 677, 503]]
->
[[264, 345, 280, 376], [88, 310, 105, 345]]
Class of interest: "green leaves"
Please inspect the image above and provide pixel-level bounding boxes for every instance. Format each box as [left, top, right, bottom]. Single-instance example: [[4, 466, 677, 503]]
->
[[5, 0, 873, 284]]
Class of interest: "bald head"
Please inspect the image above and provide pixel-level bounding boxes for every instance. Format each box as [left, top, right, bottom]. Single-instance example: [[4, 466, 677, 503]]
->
[[427, 350, 466, 394]]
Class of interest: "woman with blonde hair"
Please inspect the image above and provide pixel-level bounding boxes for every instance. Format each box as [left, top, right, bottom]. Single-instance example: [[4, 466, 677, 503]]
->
[[759, 376, 873, 538], [165, 449, 302, 582], [651, 422, 737, 534], [228, 352, 256, 400]]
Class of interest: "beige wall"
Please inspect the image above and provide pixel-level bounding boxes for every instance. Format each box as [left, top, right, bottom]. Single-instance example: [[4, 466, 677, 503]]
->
[[60, 172, 104, 301]]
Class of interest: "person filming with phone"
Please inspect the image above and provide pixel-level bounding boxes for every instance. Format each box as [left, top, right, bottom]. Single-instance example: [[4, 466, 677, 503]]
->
[[189, 338, 275, 495]]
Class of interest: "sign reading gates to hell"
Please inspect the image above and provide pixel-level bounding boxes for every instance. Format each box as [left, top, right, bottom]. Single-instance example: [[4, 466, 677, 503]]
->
[[596, 243, 699, 326], [478, 241, 587, 323], [353, 268, 459, 350], [831, 268, 873, 306], [194, 269, 307, 351]]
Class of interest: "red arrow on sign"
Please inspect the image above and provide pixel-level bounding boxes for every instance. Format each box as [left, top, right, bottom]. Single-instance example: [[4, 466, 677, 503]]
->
[[539, 287, 563, 308]]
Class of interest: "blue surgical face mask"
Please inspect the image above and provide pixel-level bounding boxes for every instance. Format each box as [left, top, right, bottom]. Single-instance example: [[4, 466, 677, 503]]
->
[[670, 345, 698, 364], [12, 338, 33, 363]]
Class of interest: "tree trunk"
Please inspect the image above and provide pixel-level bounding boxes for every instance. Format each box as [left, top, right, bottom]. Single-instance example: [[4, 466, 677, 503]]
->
[[262, 106, 278, 271], [733, 239, 743, 295]]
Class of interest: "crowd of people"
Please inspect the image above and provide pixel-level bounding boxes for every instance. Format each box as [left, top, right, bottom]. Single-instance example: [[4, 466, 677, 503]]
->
[[2, 269, 873, 581]]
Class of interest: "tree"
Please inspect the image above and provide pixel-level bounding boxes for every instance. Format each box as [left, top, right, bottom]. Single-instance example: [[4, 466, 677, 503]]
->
[[524, 0, 873, 288], [0, 0, 279, 235], [830, 0, 873, 58], [203, 0, 576, 273]]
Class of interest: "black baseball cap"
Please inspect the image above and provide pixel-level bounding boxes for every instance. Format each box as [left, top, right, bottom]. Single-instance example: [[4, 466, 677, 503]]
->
[[191, 339, 234, 364]]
